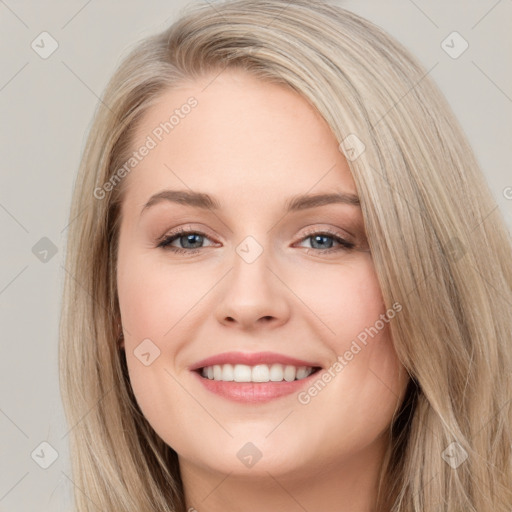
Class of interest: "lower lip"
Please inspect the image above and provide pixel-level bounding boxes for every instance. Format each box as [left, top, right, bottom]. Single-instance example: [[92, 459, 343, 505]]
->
[[192, 370, 319, 403]]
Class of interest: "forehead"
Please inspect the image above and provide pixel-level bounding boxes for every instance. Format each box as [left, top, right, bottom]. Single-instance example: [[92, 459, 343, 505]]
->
[[123, 70, 356, 211]]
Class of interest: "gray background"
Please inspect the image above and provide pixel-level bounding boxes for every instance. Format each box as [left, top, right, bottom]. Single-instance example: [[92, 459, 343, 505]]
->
[[1, 1, 511, 510]]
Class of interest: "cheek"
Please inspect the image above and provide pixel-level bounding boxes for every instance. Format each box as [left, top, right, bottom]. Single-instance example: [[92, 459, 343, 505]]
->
[[116, 249, 207, 339], [292, 255, 404, 414], [116, 250, 194, 443], [116, 249, 214, 433], [292, 254, 387, 348]]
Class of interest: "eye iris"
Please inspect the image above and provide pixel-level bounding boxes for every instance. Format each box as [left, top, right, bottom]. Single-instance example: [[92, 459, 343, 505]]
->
[[311, 234, 333, 249], [181, 233, 203, 248]]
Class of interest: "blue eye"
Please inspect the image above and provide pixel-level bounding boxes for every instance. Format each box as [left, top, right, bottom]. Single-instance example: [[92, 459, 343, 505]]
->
[[157, 228, 355, 255], [157, 229, 215, 254], [298, 232, 355, 252]]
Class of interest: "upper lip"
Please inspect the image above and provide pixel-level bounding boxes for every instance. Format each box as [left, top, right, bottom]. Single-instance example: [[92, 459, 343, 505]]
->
[[189, 351, 322, 371]]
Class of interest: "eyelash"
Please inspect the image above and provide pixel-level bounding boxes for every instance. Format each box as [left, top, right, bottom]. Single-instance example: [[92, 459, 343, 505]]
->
[[156, 227, 355, 256]]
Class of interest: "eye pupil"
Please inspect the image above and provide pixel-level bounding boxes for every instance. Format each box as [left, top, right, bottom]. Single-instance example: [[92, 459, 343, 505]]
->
[[182, 233, 203, 248], [311, 234, 333, 249]]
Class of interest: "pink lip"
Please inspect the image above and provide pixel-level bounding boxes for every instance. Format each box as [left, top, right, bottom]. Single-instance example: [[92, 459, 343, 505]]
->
[[189, 351, 320, 371], [192, 372, 321, 403], [189, 351, 322, 403]]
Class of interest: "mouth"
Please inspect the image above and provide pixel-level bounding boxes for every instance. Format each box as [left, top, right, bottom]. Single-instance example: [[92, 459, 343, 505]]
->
[[190, 352, 323, 403], [196, 363, 321, 382]]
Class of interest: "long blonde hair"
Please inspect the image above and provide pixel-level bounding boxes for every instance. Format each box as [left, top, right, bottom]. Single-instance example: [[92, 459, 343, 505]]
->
[[59, 1, 512, 510]]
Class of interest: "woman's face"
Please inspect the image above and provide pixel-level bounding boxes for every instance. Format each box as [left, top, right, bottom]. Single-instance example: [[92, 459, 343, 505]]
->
[[116, 69, 408, 480]]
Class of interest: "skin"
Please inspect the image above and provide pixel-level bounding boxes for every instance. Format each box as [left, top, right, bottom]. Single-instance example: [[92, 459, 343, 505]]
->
[[116, 69, 409, 512]]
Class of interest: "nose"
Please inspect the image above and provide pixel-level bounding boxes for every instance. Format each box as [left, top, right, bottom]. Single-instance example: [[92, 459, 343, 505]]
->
[[214, 244, 291, 331]]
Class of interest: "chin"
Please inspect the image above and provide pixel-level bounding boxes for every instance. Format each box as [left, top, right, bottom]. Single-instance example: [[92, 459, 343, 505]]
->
[[178, 432, 319, 479]]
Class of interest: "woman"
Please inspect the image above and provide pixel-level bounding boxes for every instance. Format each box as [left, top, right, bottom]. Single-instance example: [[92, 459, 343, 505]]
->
[[59, 0, 512, 510]]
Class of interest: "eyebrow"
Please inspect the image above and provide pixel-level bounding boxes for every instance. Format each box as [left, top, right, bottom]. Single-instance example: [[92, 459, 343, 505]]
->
[[140, 189, 360, 215]]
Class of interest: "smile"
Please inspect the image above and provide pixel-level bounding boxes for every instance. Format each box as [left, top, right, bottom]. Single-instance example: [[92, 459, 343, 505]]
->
[[190, 351, 323, 403], [200, 363, 316, 382]]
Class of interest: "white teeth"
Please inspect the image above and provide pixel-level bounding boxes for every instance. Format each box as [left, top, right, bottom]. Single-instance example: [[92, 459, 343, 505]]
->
[[233, 364, 252, 382], [221, 363, 234, 381], [200, 363, 314, 382], [213, 365, 222, 380], [269, 363, 284, 381], [284, 365, 296, 382], [251, 364, 270, 382], [296, 366, 309, 379]]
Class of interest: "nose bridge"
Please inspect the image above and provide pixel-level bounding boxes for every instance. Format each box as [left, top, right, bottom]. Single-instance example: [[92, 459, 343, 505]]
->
[[214, 233, 290, 328], [231, 233, 275, 302], [232, 234, 272, 290], [235, 234, 266, 266]]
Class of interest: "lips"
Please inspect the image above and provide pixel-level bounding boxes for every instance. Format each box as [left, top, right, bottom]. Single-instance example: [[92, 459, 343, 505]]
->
[[189, 351, 323, 403], [189, 351, 322, 370]]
